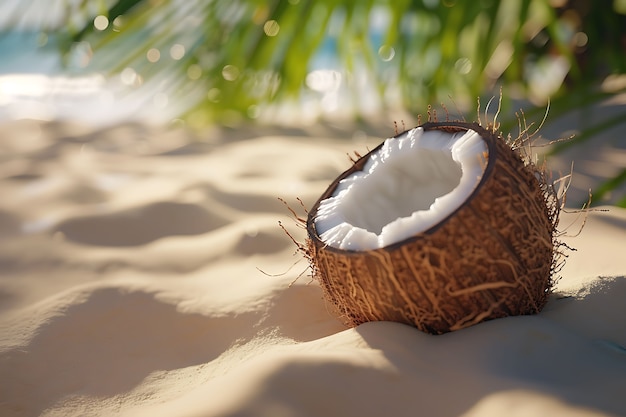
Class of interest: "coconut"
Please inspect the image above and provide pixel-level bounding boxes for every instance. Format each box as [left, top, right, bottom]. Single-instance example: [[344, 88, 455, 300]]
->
[[305, 121, 562, 335]]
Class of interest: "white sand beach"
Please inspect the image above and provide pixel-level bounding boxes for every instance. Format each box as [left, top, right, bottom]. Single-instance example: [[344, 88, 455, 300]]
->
[[0, 118, 625, 417]]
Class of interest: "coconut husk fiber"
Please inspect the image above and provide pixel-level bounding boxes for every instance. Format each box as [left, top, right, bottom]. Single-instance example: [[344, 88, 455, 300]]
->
[[306, 121, 562, 334]]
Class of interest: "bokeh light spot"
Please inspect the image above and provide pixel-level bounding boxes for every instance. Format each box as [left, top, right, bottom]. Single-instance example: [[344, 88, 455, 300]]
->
[[222, 65, 240, 81], [147, 48, 161, 63], [263, 20, 280, 37], [170, 44, 186, 60], [187, 64, 202, 80], [573, 31, 588, 47], [113, 16, 124, 31], [94, 15, 109, 31], [454, 57, 472, 74], [378, 45, 395, 62], [207, 88, 221, 102], [120, 68, 139, 86]]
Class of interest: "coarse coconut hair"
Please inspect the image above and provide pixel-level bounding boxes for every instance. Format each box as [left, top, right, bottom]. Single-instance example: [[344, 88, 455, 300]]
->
[[290, 107, 569, 335]]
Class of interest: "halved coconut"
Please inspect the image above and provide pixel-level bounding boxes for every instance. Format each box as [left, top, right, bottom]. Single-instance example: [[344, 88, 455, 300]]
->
[[306, 121, 560, 334]]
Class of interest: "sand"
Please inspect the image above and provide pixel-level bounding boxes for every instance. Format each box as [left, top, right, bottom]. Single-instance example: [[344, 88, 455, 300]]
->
[[0, 119, 625, 417]]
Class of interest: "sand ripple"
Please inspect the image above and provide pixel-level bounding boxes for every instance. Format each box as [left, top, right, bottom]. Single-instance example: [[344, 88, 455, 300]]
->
[[0, 121, 624, 417]]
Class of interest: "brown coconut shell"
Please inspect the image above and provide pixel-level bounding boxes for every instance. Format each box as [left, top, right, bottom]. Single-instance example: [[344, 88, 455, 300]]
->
[[306, 121, 560, 334]]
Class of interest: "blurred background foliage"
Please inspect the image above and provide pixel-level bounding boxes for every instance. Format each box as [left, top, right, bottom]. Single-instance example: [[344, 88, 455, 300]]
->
[[38, 0, 626, 123], [3, 0, 626, 205]]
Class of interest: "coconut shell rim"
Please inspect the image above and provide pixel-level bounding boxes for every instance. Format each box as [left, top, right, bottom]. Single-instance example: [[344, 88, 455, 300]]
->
[[306, 121, 500, 254]]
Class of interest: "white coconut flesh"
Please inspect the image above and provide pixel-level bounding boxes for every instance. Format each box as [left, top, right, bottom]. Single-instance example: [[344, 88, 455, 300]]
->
[[314, 127, 489, 250]]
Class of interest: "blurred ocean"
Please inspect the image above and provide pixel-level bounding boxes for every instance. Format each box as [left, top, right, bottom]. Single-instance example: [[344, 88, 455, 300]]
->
[[0, 21, 191, 127], [0, 2, 389, 128]]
